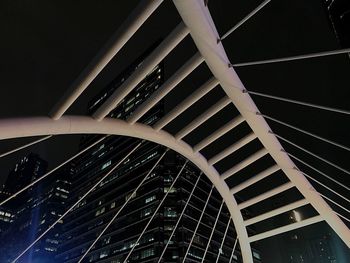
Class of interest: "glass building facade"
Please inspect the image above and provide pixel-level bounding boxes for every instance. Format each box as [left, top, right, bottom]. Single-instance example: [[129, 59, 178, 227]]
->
[[56, 44, 261, 263]]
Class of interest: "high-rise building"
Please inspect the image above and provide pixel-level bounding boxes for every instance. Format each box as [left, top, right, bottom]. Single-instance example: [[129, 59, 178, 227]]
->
[[0, 154, 71, 263], [56, 44, 261, 263]]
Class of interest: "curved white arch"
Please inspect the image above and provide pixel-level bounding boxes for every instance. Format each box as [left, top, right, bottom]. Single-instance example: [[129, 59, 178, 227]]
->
[[0, 116, 254, 262]]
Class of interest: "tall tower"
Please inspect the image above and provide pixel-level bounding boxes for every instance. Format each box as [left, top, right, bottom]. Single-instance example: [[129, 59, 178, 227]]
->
[[56, 42, 261, 263], [0, 154, 72, 263]]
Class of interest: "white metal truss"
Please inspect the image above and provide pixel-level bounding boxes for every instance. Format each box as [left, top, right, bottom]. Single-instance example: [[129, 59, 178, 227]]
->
[[0, 0, 349, 262]]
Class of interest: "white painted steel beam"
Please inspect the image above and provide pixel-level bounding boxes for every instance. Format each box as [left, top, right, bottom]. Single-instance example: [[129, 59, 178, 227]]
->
[[128, 52, 204, 124], [93, 22, 189, 120], [153, 77, 219, 130], [244, 199, 309, 226], [194, 115, 245, 152], [248, 215, 324, 243], [172, 0, 350, 253], [238, 182, 294, 210], [50, 0, 164, 120], [230, 164, 280, 194], [208, 133, 256, 165], [221, 148, 269, 180], [175, 96, 231, 139], [0, 115, 250, 262]]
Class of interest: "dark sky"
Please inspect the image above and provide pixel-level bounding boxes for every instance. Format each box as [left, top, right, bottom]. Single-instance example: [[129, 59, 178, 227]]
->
[[0, 0, 349, 261]]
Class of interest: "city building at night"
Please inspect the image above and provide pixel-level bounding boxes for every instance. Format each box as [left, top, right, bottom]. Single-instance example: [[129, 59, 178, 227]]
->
[[55, 46, 261, 262], [0, 154, 71, 263], [0, 1, 349, 262]]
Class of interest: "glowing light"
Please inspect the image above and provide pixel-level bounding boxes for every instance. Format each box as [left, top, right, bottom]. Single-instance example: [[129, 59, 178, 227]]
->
[[293, 210, 302, 222]]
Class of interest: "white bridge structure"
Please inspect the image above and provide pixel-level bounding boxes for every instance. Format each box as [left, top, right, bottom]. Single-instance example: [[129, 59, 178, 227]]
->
[[0, 1, 349, 262]]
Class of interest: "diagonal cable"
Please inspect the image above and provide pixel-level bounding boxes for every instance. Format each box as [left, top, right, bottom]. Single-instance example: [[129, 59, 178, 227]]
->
[[232, 48, 350, 67], [201, 200, 224, 263], [0, 135, 52, 159], [247, 90, 350, 116], [157, 173, 202, 263], [182, 184, 215, 263], [123, 160, 188, 263], [215, 217, 232, 263], [229, 237, 239, 263], [1, 135, 109, 207], [294, 167, 350, 204], [220, 0, 272, 41], [260, 113, 350, 152], [11, 140, 143, 263], [78, 149, 169, 262], [287, 152, 350, 192], [335, 212, 350, 223], [274, 133, 350, 175], [318, 192, 350, 215]]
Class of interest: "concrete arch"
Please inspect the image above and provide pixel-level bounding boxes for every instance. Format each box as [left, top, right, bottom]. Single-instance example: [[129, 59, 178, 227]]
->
[[0, 115, 254, 262]]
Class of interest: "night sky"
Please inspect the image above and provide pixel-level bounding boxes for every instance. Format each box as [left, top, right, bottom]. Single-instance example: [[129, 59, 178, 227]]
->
[[0, 0, 349, 261]]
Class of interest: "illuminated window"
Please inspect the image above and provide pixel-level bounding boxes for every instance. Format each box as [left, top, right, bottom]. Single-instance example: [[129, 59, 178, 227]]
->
[[145, 195, 156, 204], [140, 248, 155, 259], [101, 160, 111, 170], [95, 207, 105, 217]]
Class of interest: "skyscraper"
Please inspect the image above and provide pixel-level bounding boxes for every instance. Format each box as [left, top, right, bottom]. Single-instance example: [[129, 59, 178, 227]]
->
[[0, 154, 71, 263], [56, 44, 261, 263]]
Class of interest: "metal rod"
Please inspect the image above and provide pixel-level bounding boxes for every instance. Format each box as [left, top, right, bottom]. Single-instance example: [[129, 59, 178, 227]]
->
[[175, 96, 231, 140], [0, 135, 52, 158], [194, 115, 244, 152], [182, 185, 214, 263], [238, 182, 294, 209], [232, 48, 350, 67], [335, 212, 350, 223], [128, 52, 204, 124], [220, 0, 272, 41], [50, 0, 164, 119], [208, 132, 256, 165], [261, 113, 350, 152], [229, 238, 239, 263], [215, 217, 232, 263], [287, 152, 350, 192], [157, 173, 202, 263], [248, 215, 323, 243], [11, 140, 143, 263], [248, 90, 350, 116], [300, 170, 350, 204], [319, 192, 350, 214], [93, 22, 189, 120], [244, 199, 309, 226], [123, 160, 188, 263], [230, 164, 280, 194], [153, 77, 219, 131], [78, 149, 168, 262], [201, 200, 224, 263], [221, 148, 268, 180], [275, 133, 350, 175], [1, 135, 109, 207]]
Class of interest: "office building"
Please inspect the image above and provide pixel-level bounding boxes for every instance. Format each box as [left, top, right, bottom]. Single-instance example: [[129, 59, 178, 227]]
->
[[56, 43, 261, 263], [0, 154, 71, 263]]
